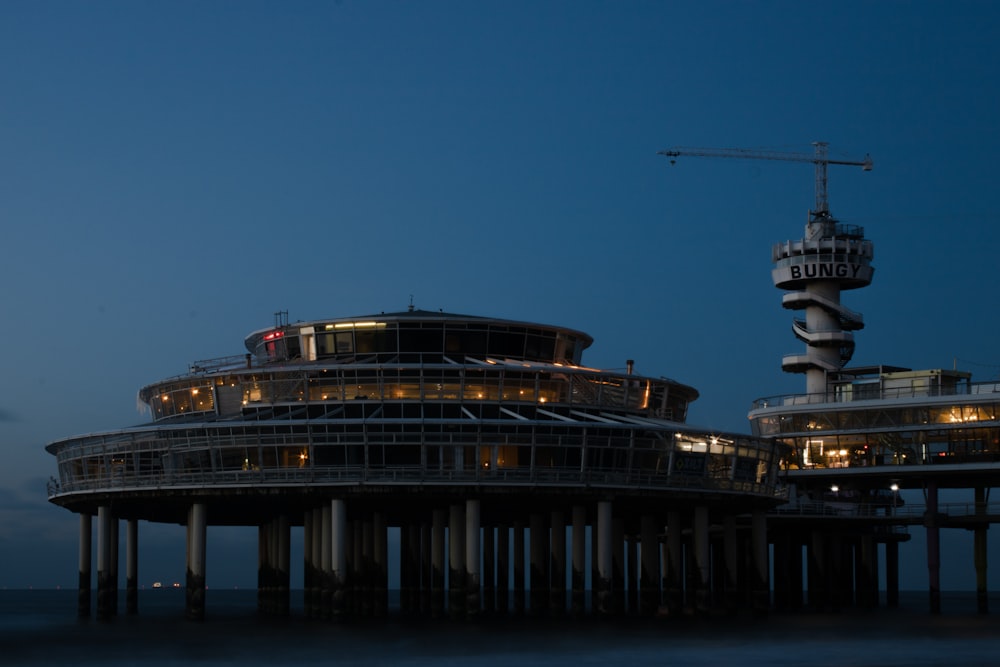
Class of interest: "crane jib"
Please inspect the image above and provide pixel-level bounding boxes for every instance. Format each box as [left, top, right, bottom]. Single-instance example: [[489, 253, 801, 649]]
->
[[658, 143, 872, 216]]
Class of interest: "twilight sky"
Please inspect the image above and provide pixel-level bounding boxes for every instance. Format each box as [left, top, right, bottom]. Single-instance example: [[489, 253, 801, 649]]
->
[[2, 1, 999, 592]]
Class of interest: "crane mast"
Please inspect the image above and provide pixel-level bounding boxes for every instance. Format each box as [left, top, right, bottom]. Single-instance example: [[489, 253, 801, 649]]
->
[[658, 141, 872, 225]]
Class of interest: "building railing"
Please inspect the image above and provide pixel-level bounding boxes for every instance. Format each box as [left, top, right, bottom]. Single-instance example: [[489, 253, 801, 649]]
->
[[771, 500, 1000, 520], [47, 462, 788, 501], [771, 235, 872, 262], [140, 361, 698, 423], [751, 379, 1000, 410], [188, 354, 251, 374]]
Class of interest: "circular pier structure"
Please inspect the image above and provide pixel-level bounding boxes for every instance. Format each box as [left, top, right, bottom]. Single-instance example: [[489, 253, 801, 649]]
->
[[47, 309, 786, 619]]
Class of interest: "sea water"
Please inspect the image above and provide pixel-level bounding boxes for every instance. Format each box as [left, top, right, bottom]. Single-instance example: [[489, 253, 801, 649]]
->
[[1, 590, 999, 666]]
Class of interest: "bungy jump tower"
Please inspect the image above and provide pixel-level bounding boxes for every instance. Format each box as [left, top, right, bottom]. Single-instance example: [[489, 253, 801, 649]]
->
[[771, 186, 874, 396], [46, 308, 787, 620]]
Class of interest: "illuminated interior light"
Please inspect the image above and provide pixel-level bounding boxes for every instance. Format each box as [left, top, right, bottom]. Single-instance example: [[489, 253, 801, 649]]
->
[[161, 395, 169, 401], [191, 389, 199, 395], [334, 321, 386, 329], [831, 485, 839, 492]]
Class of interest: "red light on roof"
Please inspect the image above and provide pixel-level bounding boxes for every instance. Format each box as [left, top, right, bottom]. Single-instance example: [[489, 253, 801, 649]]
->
[[263, 331, 285, 341]]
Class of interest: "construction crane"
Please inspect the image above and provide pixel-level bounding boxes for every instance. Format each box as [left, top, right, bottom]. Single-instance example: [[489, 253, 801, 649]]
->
[[658, 142, 872, 223]]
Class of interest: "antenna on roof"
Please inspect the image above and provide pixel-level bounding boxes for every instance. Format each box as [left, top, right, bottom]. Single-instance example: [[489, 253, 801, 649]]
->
[[408, 295, 415, 312], [274, 310, 288, 328]]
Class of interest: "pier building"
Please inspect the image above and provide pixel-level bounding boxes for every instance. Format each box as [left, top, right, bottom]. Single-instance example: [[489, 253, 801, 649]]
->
[[749, 178, 1000, 614], [46, 309, 786, 619]]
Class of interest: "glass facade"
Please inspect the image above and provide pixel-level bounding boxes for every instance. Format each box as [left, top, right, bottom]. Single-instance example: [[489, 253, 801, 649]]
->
[[250, 315, 587, 366], [139, 364, 692, 423], [148, 380, 216, 420], [52, 421, 781, 498], [751, 381, 1000, 469]]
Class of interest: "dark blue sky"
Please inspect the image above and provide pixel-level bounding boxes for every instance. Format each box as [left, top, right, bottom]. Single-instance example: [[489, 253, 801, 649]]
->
[[2, 1, 999, 591]]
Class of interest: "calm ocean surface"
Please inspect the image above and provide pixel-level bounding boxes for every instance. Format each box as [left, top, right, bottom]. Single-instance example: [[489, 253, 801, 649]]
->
[[1, 590, 998, 666]]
